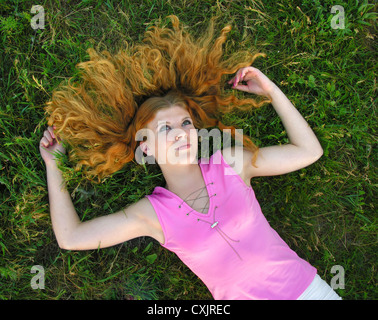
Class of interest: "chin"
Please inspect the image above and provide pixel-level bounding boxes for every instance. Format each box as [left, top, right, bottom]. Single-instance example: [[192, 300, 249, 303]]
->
[[167, 147, 198, 165]]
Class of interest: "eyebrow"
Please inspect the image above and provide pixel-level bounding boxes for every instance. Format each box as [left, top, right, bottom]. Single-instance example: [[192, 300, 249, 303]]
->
[[155, 116, 191, 129]]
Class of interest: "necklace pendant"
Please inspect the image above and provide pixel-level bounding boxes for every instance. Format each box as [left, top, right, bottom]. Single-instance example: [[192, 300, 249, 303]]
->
[[211, 221, 219, 228]]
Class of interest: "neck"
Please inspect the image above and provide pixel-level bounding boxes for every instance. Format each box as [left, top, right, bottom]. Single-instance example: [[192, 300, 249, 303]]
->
[[160, 162, 204, 194]]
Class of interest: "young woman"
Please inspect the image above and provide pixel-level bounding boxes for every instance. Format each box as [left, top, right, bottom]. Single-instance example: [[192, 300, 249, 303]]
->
[[39, 16, 341, 300]]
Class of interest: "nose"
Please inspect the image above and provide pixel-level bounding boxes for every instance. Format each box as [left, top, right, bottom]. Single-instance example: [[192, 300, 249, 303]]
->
[[174, 129, 187, 141]]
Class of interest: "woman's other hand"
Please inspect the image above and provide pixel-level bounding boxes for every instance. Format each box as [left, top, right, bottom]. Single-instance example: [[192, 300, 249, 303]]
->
[[39, 126, 66, 166], [228, 66, 277, 99]]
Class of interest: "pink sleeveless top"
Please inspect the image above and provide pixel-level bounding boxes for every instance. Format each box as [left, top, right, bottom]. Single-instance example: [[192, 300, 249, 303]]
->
[[145, 149, 316, 300]]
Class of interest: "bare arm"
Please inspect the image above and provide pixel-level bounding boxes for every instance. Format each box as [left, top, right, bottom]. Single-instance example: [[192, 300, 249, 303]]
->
[[267, 85, 323, 156], [45, 161, 80, 248], [229, 67, 323, 177], [40, 127, 160, 250]]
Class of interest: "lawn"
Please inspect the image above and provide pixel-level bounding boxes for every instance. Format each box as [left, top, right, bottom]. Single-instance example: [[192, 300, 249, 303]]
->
[[0, 0, 376, 300]]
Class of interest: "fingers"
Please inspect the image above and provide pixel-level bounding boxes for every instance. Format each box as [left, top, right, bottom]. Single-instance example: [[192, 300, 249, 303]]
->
[[232, 84, 250, 92], [47, 126, 55, 139], [40, 137, 50, 149], [40, 126, 56, 147], [228, 67, 258, 88], [228, 69, 243, 87], [43, 130, 54, 146], [239, 67, 258, 82]]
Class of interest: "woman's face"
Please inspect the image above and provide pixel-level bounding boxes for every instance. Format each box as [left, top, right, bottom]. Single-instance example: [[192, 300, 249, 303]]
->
[[139, 106, 198, 165]]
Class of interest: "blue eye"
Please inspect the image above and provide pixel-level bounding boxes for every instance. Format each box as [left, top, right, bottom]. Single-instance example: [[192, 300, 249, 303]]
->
[[159, 120, 192, 132]]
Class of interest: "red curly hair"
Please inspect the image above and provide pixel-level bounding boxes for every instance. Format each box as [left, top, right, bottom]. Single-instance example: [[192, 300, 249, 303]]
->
[[45, 15, 270, 182]]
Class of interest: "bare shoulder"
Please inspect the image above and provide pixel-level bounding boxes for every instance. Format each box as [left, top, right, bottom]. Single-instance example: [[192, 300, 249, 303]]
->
[[223, 143, 323, 179], [221, 146, 253, 187], [127, 196, 156, 217]]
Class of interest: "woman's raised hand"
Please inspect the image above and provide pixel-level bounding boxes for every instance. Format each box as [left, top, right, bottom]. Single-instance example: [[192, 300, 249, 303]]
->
[[228, 66, 277, 99], [39, 126, 66, 166]]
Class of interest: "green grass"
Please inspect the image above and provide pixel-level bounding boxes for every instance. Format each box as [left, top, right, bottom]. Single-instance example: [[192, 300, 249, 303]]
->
[[0, 0, 376, 300]]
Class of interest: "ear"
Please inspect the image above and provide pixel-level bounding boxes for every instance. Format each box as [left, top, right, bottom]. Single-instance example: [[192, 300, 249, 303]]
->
[[139, 141, 150, 156]]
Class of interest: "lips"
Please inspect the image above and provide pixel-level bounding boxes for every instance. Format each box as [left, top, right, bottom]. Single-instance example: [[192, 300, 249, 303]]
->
[[175, 143, 191, 150]]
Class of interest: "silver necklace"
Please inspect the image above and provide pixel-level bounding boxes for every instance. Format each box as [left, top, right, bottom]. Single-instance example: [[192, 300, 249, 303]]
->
[[177, 181, 242, 260], [179, 183, 211, 214]]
